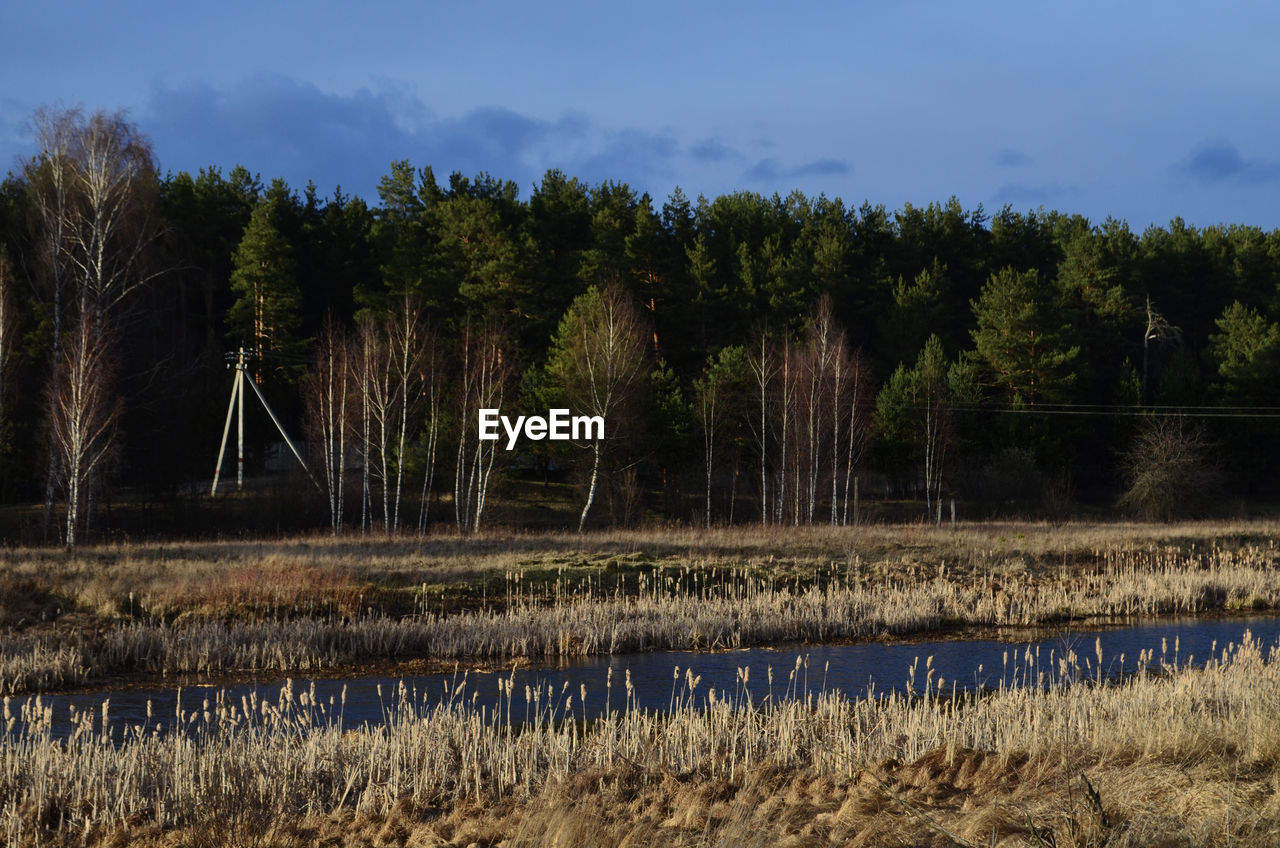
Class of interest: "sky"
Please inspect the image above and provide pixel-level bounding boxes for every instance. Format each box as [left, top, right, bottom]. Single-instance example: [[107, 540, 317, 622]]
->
[[3, 1, 1279, 230]]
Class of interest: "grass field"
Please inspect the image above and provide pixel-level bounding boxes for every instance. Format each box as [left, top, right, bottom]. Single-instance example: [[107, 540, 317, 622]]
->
[[4, 627, 1278, 846], [3, 520, 1279, 844], [1, 520, 1278, 695]]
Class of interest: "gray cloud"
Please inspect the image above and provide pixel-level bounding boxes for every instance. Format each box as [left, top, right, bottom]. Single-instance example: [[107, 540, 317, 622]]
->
[[790, 158, 850, 177], [141, 75, 693, 199], [145, 76, 428, 196], [745, 157, 850, 182], [575, 128, 682, 186], [1183, 141, 1280, 184], [690, 138, 736, 162], [995, 148, 1031, 167]]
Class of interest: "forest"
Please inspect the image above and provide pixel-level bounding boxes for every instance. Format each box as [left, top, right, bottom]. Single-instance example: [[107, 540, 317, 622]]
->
[[2, 107, 1279, 544]]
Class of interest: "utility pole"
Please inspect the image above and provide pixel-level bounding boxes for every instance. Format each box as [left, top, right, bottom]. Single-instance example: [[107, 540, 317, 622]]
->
[[211, 346, 318, 495]]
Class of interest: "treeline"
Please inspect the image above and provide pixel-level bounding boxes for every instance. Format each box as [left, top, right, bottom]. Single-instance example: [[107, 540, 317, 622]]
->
[[2, 107, 1280, 541]]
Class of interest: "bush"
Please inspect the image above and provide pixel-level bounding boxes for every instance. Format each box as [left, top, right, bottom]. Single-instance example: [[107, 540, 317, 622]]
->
[[1119, 417, 1220, 521]]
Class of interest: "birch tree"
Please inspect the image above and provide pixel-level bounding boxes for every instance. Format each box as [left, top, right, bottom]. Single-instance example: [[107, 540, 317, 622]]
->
[[453, 320, 509, 532], [799, 297, 841, 523], [546, 282, 648, 532], [744, 326, 778, 526], [352, 316, 402, 533], [839, 347, 872, 525], [24, 107, 157, 545], [353, 320, 380, 533], [0, 248, 13, 426], [416, 324, 443, 534], [876, 335, 972, 516], [774, 334, 795, 525], [693, 345, 746, 527], [47, 312, 120, 547], [305, 321, 350, 534], [386, 295, 428, 533]]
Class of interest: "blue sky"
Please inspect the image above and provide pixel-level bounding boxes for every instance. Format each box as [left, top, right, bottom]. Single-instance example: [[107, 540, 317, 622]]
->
[[4, 1, 1278, 229]]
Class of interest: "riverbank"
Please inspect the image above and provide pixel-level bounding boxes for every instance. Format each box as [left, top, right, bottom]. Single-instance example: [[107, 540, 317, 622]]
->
[[2, 520, 1279, 695], [6, 630, 1278, 847]]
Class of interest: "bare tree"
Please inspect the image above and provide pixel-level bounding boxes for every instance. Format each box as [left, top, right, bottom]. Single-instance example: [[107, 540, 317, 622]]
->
[[1142, 295, 1180, 405], [386, 295, 427, 533], [774, 334, 795, 526], [351, 317, 401, 534], [800, 297, 841, 524], [744, 326, 779, 526], [546, 282, 648, 532], [26, 107, 157, 329], [24, 107, 157, 544], [1120, 416, 1220, 521], [748, 299, 866, 526], [366, 321, 396, 532], [694, 346, 745, 527], [0, 249, 13, 425], [345, 298, 434, 535], [47, 312, 120, 548], [25, 108, 75, 364], [876, 335, 963, 519], [829, 339, 852, 525], [840, 348, 872, 525], [918, 341, 950, 516], [453, 319, 510, 532], [305, 321, 350, 535], [416, 325, 443, 535], [352, 320, 379, 533]]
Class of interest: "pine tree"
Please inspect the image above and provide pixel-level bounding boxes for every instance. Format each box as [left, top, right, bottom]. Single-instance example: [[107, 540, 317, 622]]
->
[[228, 199, 303, 376], [970, 267, 1079, 406]]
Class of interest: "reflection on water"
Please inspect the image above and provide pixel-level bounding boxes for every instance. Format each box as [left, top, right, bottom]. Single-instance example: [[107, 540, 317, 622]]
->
[[10, 615, 1279, 741]]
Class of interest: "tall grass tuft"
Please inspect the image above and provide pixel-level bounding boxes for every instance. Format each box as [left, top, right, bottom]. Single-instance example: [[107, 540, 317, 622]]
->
[[3, 530, 1280, 694], [3, 633, 1280, 845]]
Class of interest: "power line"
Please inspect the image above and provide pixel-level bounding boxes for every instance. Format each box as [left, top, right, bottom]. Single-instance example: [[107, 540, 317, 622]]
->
[[944, 402, 1280, 420]]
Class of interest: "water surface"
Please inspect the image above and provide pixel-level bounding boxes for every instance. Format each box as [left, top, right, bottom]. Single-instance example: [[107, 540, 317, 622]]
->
[[11, 614, 1278, 741]]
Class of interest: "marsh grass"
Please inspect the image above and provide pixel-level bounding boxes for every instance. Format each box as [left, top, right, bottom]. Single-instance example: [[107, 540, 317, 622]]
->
[[3, 633, 1279, 846], [2, 520, 1280, 695]]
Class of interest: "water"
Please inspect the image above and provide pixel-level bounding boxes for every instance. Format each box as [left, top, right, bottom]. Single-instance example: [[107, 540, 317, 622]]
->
[[10, 615, 1279, 742]]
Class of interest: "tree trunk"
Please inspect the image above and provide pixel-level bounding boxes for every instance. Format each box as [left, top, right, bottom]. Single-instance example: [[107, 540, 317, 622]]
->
[[578, 441, 602, 533]]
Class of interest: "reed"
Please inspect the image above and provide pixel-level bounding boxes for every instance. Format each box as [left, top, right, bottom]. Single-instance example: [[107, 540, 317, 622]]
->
[[3, 632, 1278, 846], [2, 522, 1280, 695]]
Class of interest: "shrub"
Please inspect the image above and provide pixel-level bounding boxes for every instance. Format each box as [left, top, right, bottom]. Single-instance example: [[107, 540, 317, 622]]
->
[[1119, 417, 1220, 521]]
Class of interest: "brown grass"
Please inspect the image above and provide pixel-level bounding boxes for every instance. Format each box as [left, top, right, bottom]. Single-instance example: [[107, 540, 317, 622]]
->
[[2, 520, 1280, 694], [3, 631, 1279, 846]]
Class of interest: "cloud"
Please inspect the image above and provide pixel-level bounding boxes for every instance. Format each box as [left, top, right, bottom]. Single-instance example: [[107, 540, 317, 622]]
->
[[144, 76, 428, 196], [141, 75, 691, 199], [1183, 141, 1280, 184], [790, 158, 850, 177], [995, 148, 1031, 167], [690, 138, 736, 163], [745, 156, 850, 183], [575, 127, 682, 186]]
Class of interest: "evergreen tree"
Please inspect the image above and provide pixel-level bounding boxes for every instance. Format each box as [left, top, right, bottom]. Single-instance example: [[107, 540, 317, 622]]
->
[[971, 267, 1079, 406], [1209, 301, 1280, 403], [228, 198, 304, 376]]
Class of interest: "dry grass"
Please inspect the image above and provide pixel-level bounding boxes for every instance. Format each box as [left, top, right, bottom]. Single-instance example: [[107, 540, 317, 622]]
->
[[3, 632, 1279, 846], [2, 520, 1279, 695], [5, 519, 1278, 622]]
